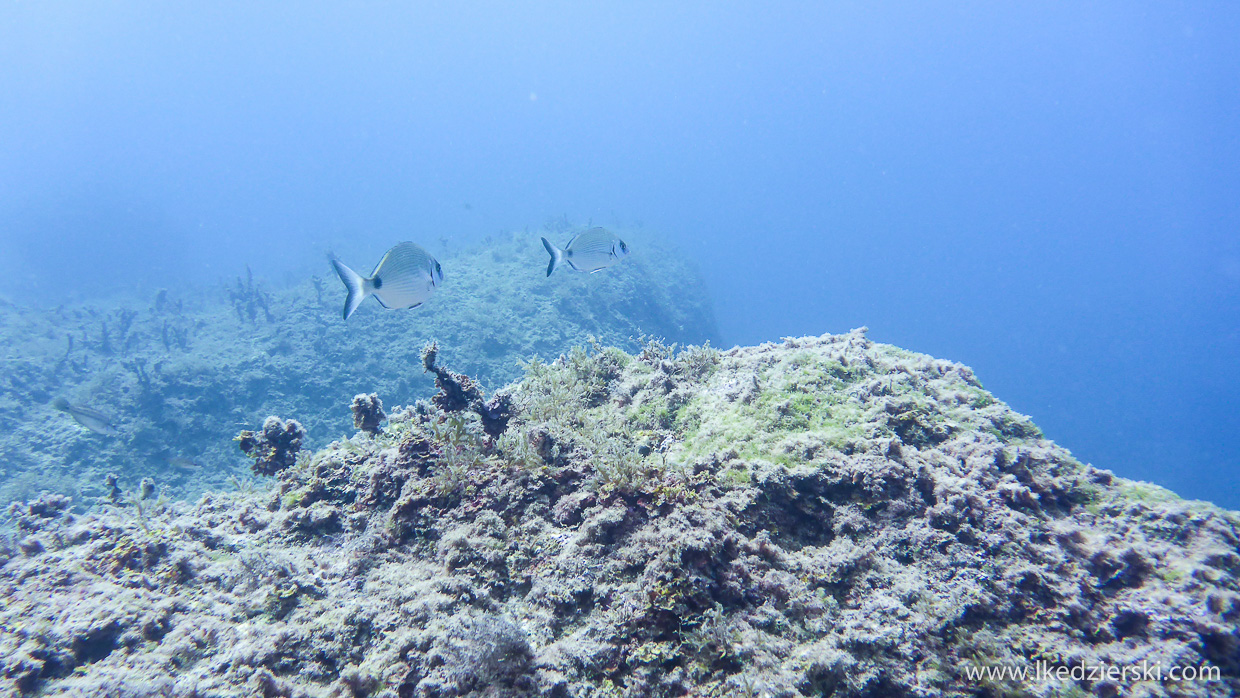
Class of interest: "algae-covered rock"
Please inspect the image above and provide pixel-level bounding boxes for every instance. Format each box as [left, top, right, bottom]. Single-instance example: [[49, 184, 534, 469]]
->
[[1, 331, 1236, 696], [237, 416, 307, 476], [0, 230, 717, 506], [350, 393, 387, 436]]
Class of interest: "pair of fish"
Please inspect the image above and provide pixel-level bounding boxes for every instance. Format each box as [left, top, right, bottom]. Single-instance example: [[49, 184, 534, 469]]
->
[[330, 228, 629, 320]]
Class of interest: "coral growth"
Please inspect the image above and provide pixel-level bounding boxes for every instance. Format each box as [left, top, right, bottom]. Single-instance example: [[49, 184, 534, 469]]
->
[[228, 265, 274, 323], [1, 332, 1236, 697], [423, 341, 512, 437], [351, 393, 387, 435], [236, 416, 307, 476]]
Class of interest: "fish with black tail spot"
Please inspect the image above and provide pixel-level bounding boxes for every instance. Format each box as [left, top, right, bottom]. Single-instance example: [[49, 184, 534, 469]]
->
[[329, 242, 443, 320], [540, 228, 629, 276]]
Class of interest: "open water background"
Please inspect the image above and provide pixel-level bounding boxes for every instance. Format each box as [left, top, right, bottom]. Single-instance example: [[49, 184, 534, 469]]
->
[[1, 3, 1237, 506]]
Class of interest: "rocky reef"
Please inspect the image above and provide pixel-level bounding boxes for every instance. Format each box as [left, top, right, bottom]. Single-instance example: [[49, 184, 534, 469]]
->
[[0, 230, 717, 506], [2, 330, 1237, 697]]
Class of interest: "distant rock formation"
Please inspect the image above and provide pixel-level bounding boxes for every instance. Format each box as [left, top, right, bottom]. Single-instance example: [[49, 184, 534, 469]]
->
[[1, 331, 1235, 696]]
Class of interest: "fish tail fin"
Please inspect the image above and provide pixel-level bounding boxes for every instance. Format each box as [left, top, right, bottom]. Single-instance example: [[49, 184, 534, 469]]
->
[[330, 255, 367, 320], [541, 237, 563, 277]]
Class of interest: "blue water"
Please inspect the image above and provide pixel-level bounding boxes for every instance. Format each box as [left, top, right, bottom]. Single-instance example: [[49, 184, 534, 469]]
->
[[2, 3, 1237, 507]]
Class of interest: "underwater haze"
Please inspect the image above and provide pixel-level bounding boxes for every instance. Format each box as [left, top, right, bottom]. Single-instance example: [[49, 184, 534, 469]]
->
[[1, 3, 1238, 507]]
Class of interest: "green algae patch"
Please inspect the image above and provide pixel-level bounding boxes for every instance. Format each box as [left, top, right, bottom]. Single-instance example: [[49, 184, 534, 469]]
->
[[672, 333, 975, 471], [506, 329, 1077, 513], [1118, 480, 1182, 505], [679, 351, 871, 466]]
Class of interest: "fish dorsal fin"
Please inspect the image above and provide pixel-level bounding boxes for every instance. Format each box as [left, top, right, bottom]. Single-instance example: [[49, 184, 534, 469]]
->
[[370, 249, 392, 278]]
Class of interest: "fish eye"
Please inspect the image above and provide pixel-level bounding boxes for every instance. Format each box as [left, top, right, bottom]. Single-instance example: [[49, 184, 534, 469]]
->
[[620, 241, 628, 253]]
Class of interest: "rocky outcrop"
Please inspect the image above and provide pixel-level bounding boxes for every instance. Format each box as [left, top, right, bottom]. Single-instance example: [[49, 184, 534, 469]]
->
[[1, 330, 1235, 696]]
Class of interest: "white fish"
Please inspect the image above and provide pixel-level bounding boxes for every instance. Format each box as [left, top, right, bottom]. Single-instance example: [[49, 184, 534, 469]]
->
[[541, 228, 630, 276], [330, 242, 443, 320], [52, 397, 120, 437]]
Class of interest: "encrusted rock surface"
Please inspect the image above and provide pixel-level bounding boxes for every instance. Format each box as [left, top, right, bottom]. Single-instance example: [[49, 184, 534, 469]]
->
[[1, 330, 1236, 697]]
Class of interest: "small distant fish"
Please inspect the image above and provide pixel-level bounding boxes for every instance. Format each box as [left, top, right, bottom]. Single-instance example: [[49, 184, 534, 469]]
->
[[52, 397, 119, 437], [329, 242, 443, 320], [166, 456, 203, 471], [541, 228, 629, 276]]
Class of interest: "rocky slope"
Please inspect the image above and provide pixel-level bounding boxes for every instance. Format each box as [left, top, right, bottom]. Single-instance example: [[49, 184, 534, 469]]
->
[[1, 330, 1237, 697]]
